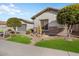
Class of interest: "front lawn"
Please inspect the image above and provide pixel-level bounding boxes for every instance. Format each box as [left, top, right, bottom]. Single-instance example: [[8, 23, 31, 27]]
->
[[7, 35, 31, 44], [35, 38, 79, 53]]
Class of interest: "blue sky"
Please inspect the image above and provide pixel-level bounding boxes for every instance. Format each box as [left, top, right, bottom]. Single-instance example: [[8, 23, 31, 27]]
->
[[0, 3, 72, 21]]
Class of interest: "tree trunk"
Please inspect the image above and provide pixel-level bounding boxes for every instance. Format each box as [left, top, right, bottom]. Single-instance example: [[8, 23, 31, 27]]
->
[[67, 25, 71, 39], [13, 27, 17, 34], [64, 24, 71, 40], [66, 24, 73, 40]]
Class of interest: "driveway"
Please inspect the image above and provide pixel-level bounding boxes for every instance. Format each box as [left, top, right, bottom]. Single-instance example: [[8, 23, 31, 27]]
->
[[0, 40, 79, 56]]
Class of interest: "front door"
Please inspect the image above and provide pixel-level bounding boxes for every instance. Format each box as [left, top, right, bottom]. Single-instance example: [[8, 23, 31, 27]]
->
[[40, 19, 48, 32]]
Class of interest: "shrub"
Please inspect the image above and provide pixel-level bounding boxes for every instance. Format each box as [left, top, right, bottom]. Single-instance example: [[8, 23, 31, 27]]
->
[[26, 29, 33, 34]]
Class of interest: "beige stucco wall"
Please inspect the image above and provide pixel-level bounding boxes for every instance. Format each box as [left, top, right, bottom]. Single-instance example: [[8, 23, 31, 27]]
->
[[33, 11, 64, 29]]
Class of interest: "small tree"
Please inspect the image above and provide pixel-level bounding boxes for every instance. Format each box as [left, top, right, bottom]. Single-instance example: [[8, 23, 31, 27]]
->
[[57, 4, 79, 39], [7, 17, 22, 34]]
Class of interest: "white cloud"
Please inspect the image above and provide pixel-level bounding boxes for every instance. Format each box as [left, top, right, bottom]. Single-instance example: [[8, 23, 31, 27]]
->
[[0, 4, 23, 15], [9, 3, 15, 7], [0, 12, 3, 14]]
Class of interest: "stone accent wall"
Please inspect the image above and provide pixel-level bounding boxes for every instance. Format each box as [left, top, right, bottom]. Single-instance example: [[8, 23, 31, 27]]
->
[[46, 27, 64, 36], [72, 24, 79, 32]]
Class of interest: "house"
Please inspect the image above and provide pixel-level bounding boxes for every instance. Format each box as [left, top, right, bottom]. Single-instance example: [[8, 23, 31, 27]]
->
[[0, 21, 7, 31], [0, 19, 33, 34], [31, 7, 79, 36]]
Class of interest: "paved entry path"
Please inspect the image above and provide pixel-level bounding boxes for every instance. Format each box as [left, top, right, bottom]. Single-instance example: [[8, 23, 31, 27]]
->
[[0, 40, 79, 56]]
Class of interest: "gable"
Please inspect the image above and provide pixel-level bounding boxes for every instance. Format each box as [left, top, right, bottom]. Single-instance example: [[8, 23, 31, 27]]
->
[[34, 10, 57, 20], [31, 7, 59, 19]]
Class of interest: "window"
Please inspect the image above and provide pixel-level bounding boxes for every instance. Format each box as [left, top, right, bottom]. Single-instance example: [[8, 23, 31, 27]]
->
[[40, 19, 48, 30]]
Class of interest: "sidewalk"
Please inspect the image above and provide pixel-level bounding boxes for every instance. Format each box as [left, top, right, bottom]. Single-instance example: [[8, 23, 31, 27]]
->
[[0, 40, 79, 56]]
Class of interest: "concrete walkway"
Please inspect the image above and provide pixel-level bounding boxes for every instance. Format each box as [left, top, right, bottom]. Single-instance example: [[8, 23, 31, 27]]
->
[[0, 40, 79, 56]]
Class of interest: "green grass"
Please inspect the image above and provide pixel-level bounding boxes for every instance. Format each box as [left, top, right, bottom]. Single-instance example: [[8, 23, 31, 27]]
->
[[0, 29, 4, 32], [7, 35, 31, 44], [35, 38, 79, 53]]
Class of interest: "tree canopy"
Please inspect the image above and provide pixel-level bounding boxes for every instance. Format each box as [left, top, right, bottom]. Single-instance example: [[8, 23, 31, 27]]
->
[[57, 4, 79, 25], [7, 17, 22, 31]]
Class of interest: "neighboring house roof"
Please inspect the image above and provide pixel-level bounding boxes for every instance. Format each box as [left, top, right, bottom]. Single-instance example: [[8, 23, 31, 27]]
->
[[19, 19, 34, 24], [31, 7, 59, 19], [0, 21, 6, 25], [0, 19, 33, 25]]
